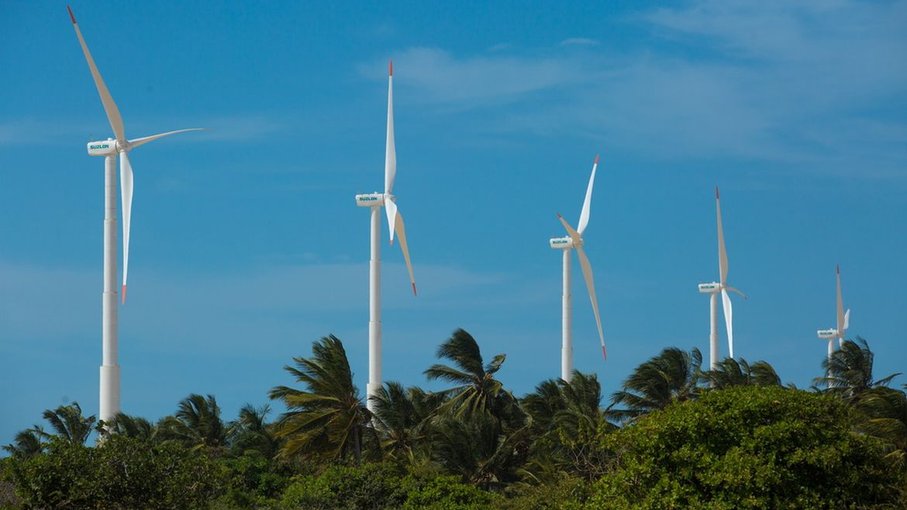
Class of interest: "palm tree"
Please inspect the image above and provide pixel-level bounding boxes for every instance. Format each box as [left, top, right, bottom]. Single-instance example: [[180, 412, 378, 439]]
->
[[104, 413, 156, 441], [855, 386, 907, 455], [2, 427, 45, 458], [704, 357, 781, 388], [229, 404, 280, 459], [370, 382, 443, 460], [269, 335, 372, 462], [522, 371, 612, 481], [424, 329, 521, 426], [814, 338, 901, 402], [609, 347, 702, 420], [40, 402, 95, 445], [157, 394, 227, 450], [429, 412, 531, 489]]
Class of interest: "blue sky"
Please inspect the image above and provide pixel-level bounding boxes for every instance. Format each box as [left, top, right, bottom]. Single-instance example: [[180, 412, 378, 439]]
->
[[1, 0, 906, 444]]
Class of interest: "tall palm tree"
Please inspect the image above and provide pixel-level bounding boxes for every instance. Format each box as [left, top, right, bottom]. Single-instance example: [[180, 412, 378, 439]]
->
[[157, 394, 227, 450], [609, 347, 702, 420], [2, 427, 45, 458], [104, 413, 156, 441], [269, 335, 372, 462], [229, 404, 280, 459], [40, 402, 95, 445], [814, 338, 901, 402], [424, 329, 521, 425], [522, 371, 612, 481], [855, 386, 907, 455], [370, 382, 443, 460], [704, 357, 781, 388], [429, 412, 531, 489]]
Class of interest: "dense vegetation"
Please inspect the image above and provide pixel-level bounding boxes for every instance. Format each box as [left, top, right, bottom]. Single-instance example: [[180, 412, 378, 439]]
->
[[2, 331, 905, 509]]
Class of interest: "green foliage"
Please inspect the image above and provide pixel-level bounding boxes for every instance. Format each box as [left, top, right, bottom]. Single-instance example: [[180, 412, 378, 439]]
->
[[156, 393, 228, 451], [269, 335, 373, 462], [703, 357, 782, 388], [39, 402, 96, 446], [499, 475, 590, 510], [216, 451, 289, 509], [589, 385, 904, 509], [279, 462, 406, 509], [816, 337, 901, 400], [425, 329, 522, 426], [522, 372, 613, 482], [6, 435, 224, 509], [279, 463, 497, 510], [0, 457, 22, 510], [609, 347, 702, 421], [397, 474, 499, 509]]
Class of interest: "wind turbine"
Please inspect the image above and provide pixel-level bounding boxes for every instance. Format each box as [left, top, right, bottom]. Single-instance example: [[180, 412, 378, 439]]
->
[[550, 155, 605, 383], [354, 61, 417, 414], [68, 6, 201, 424], [817, 265, 850, 361], [697, 187, 746, 370]]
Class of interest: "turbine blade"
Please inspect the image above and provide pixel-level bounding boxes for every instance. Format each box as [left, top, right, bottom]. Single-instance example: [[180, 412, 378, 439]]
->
[[120, 152, 134, 303], [843, 309, 850, 330], [716, 187, 729, 285], [721, 288, 733, 358], [129, 128, 203, 149], [557, 214, 582, 244], [727, 286, 748, 299], [385, 197, 398, 244], [68, 7, 126, 144], [836, 265, 845, 335], [393, 208, 417, 296], [577, 154, 599, 235], [575, 246, 606, 359], [384, 60, 396, 195]]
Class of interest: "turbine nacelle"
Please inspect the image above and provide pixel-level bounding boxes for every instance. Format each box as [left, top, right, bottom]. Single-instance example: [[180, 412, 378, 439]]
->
[[549, 236, 579, 249], [87, 139, 119, 157], [698, 282, 720, 294], [817, 328, 838, 339], [355, 192, 389, 207]]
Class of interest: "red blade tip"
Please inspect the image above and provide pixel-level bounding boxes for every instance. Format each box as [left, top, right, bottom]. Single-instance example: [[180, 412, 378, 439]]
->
[[836, 264, 840, 274], [601, 345, 608, 360], [388, 59, 393, 76], [67, 6, 77, 24], [594, 154, 600, 165], [411, 282, 417, 296], [715, 186, 720, 199], [121, 284, 127, 304]]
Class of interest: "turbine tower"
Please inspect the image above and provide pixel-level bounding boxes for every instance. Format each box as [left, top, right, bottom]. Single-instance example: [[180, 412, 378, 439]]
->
[[697, 187, 746, 370], [817, 265, 850, 361], [550, 155, 606, 383], [68, 6, 201, 424], [354, 61, 417, 414]]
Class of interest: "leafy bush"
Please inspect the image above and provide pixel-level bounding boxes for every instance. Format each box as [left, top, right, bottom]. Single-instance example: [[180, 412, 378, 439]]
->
[[589, 386, 905, 509], [398, 474, 499, 509], [280, 462, 405, 510], [7, 435, 224, 509]]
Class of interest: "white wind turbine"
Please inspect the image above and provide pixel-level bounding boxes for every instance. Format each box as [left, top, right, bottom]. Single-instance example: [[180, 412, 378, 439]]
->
[[355, 61, 417, 414], [697, 187, 746, 370], [68, 6, 201, 424], [550, 155, 606, 382], [817, 265, 850, 361]]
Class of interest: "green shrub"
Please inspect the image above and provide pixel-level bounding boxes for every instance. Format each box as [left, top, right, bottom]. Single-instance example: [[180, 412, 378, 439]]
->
[[588, 386, 905, 509], [7, 436, 224, 509]]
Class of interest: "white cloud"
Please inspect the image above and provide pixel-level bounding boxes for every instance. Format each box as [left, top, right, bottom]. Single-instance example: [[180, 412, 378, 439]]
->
[[559, 38, 600, 47], [371, 1, 907, 177]]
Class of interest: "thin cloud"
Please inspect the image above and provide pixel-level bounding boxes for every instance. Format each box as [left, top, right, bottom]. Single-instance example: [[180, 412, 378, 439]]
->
[[372, 1, 907, 177], [364, 47, 588, 106], [559, 38, 600, 47]]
